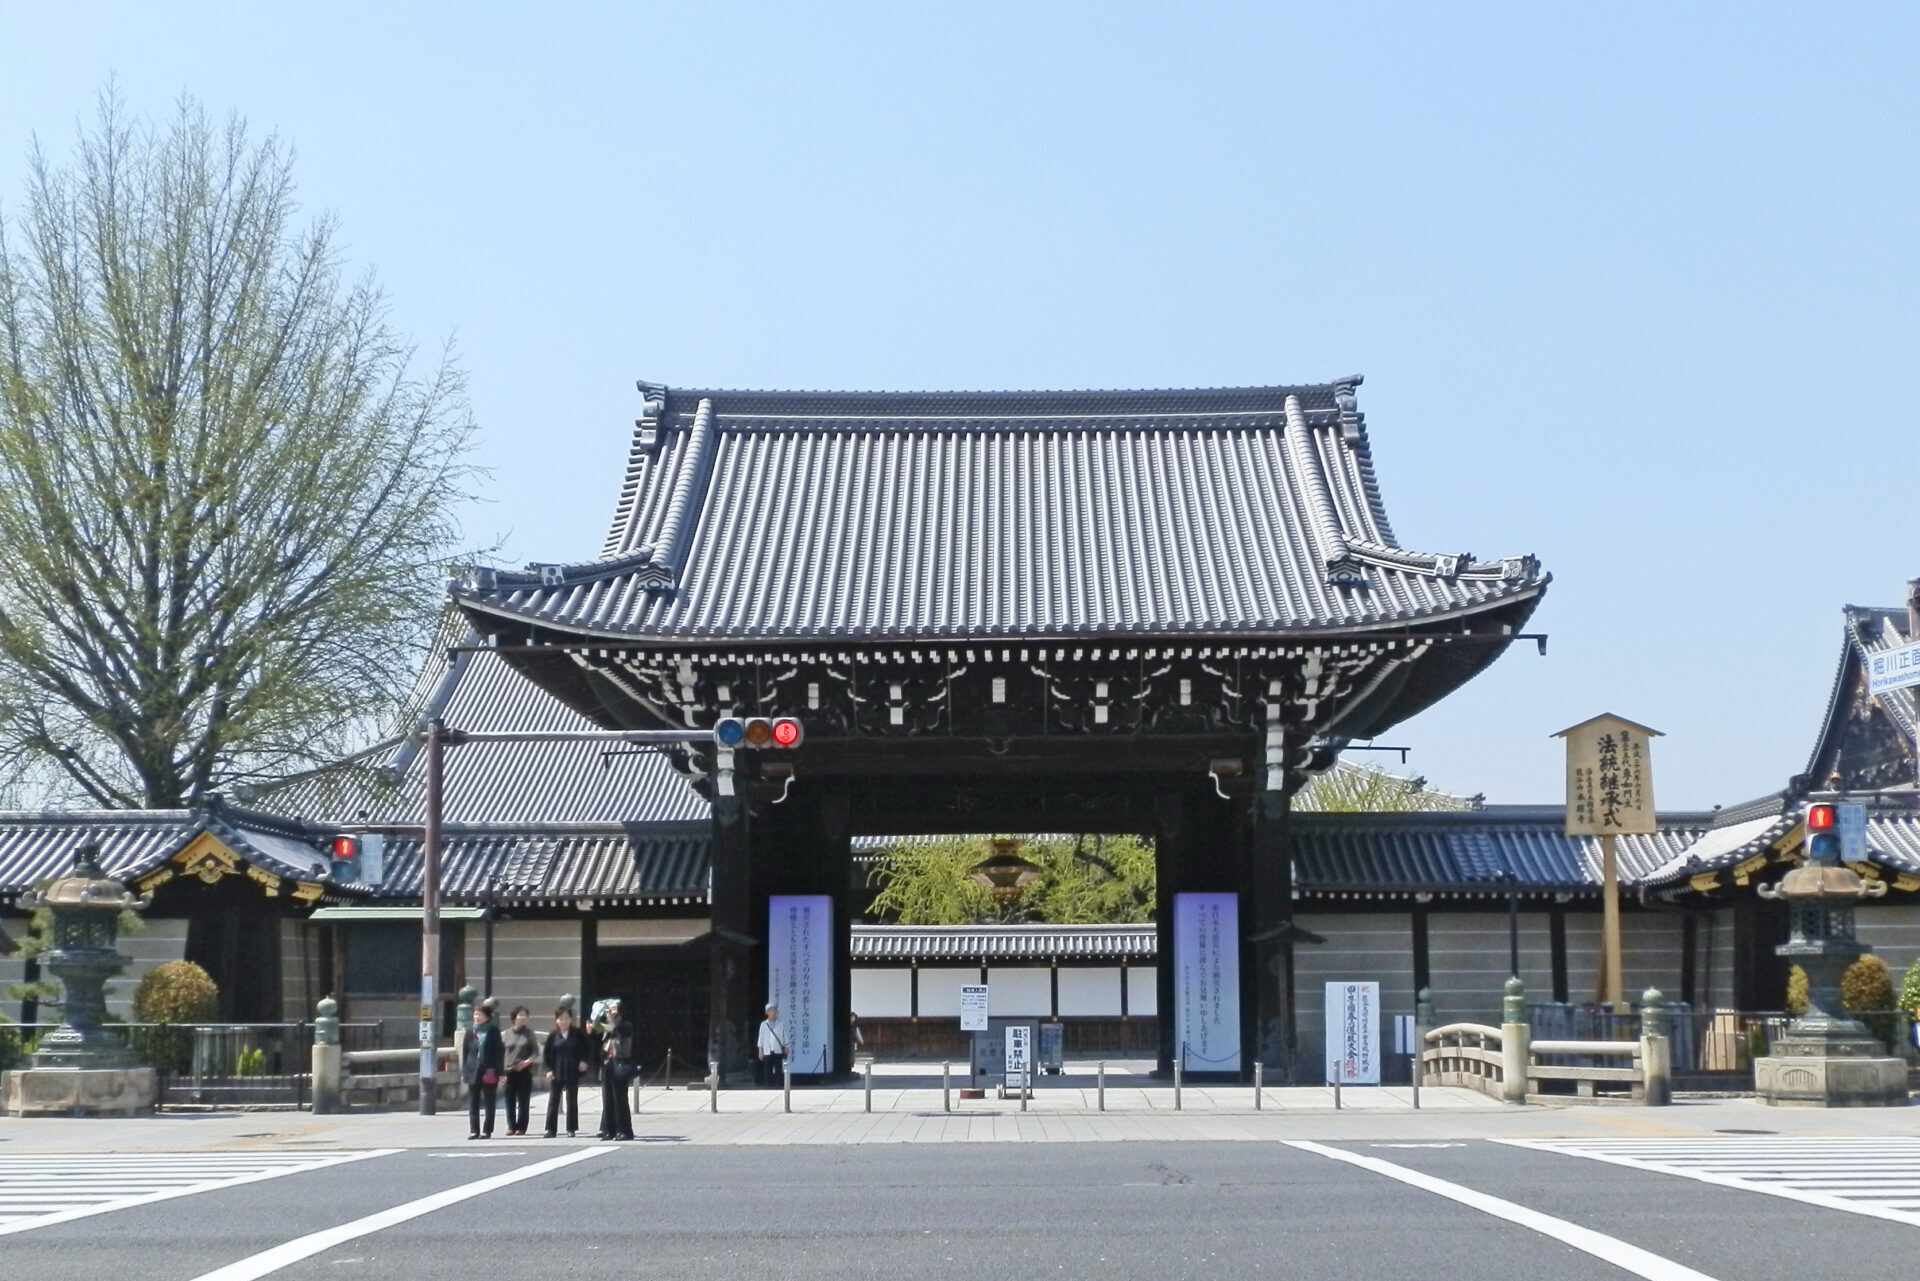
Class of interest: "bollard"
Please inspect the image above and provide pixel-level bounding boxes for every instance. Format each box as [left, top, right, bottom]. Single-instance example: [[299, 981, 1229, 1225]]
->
[[311, 996, 341, 1115], [664, 1048, 673, 1091], [1021, 1063, 1030, 1112], [943, 1061, 951, 1113], [1640, 987, 1672, 1107], [1098, 1061, 1106, 1112], [783, 1058, 793, 1113], [1334, 1073, 1342, 1110], [1253, 1060, 1263, 1111], [1500, 976, 1531, 1105], [1174, 1053, 1183, 1111], [863, 1060, 872, 1113], [1411, 1052, 1421, 1110], [709, 1059, 719, 1113]]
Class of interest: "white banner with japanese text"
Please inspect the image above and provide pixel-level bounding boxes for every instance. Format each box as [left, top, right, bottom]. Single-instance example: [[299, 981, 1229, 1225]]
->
[[1173, 892, 1240, 1072], [768, 895, 833, 1074], [1324, 981, 1380, 1085]]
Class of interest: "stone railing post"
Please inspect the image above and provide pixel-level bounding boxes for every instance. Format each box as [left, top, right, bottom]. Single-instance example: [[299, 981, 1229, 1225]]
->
[[311, 996, 342, 1115], [1640, 987, 1671, 1106], [1500, 977, 1530, 1104]]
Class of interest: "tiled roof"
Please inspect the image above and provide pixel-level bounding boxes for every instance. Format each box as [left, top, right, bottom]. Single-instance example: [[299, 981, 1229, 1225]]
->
[[1641, 799, 1920, 889], [368, 823, 710, 907], [0, 803, 336, 898], [260, 637, 708, 827], [851, 922, 1156, 962], [455, 380, 1548, 643], [1844, 606, 1919, 748], [1290, 807, 1713, 895]]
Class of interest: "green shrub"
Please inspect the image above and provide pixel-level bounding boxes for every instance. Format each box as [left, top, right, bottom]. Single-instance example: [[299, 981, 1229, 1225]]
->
[[1900, 963, 1920, 1016], [1787, 958, 1899, 1048], [130, 961, 220, 1074], [0, 1014, 21, 1073]]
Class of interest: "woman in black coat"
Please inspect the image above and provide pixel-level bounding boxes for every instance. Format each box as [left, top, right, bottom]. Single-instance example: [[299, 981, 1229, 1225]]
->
[[542, 1004, 589, 1138], [462, 1001, 506, 1139], [596, 998, 635, 1141]]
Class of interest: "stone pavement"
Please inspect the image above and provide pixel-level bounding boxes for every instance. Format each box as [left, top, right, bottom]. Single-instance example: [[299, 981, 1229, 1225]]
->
[[4, 1059, 1918, 1152]]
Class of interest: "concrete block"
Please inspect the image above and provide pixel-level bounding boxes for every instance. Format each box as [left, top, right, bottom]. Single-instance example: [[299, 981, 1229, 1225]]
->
[[1755, 1053, 1909, 1107], [3, 1066, 156, 1117]]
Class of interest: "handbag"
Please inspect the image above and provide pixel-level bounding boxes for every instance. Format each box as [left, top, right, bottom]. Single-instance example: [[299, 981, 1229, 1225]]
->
[[481, 1069, 499, 1086], [612, 1059, 637, 1083]]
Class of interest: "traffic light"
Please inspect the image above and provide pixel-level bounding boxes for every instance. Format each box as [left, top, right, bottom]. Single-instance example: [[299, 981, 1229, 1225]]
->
[[331, 835, 360, 863], [1805, 802, 1840, 865], [712, 716, 804, 749]]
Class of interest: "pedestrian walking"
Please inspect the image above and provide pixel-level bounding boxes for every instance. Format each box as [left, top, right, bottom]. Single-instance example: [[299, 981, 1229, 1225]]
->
[[462, 998, 505, 1139], [542, 1003, 588, 1137], [595, 998, 635, 1141], [756, 1001, 787, 1087], [500, 1005, 538, 1136]]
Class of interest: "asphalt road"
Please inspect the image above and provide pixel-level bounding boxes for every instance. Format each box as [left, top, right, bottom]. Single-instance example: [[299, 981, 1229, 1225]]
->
[[9, 1140, 1919, 1281]]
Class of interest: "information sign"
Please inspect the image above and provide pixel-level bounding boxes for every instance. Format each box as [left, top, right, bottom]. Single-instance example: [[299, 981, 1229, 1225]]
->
[[768, 895, 833, 1074], [1324, 981, 1381, 1085], [1004, 1024, 1031, 1081], [1838, 801, 1869, 864], [1173, 892, 1241, 1072], [1867, 640, 1920, 698], [959, 984, 989, 1032]]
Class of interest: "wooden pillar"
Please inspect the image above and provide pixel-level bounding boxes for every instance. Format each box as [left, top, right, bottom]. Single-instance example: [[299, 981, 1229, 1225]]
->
[[707, 798, 754, 1080], [1598, 834, 1624, 1006], [1250, 790, 1292, 1080], [1152, 789, 1183, 1075]]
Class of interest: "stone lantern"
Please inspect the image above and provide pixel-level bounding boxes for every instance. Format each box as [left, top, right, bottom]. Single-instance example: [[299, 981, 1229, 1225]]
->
[[1752, 834, 1907, 1107], [968, 838, 1044, 908], [1, 845, 158, 1117]]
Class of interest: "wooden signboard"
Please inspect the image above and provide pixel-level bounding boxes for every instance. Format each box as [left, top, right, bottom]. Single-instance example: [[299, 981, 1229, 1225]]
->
[[1554, 714, 1662, 1007]]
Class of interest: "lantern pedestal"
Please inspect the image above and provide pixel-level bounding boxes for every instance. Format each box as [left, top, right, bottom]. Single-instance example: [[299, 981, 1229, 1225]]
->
[[2, 1066, 156, 1117]]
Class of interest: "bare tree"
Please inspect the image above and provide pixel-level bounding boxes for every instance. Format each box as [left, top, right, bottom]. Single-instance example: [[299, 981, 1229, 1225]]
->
[[0, 91, 478, 808]]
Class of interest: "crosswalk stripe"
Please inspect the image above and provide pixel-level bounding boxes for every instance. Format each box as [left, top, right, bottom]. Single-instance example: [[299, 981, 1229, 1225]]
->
[[1502, 1137, 1920, 1227], [0, 1150, 397, 1237]]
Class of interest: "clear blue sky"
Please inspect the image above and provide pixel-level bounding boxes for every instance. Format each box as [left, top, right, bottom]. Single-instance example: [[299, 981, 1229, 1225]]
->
[[5, 5, 1917, 811]]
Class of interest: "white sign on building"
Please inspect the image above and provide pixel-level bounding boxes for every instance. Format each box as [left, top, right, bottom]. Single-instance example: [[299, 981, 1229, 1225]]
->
[[959, 984, 989, 1032], [1867, 640, 1920, 698], [1324, 981, 1381, 1085], [768, 895, 833, 1074], [1173, 892, 1240, 1072]]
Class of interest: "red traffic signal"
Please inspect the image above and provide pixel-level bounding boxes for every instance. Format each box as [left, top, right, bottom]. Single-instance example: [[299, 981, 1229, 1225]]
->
[[331, 835, 360, 862], [712, 716, 804, 749], [1806, 803, 1836, 832]]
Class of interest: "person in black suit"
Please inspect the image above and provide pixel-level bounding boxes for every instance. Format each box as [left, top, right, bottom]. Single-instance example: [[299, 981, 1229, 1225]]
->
[[462, 999, 506, 1139], [542, 1004, 589, 1138], [595, 999, 635, 1141]]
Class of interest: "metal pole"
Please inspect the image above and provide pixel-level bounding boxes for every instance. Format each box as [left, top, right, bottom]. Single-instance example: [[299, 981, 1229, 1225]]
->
[[664, 1048, 673, 1091], [783, 1058, 792, 1113], [1505, 870, 1520, 980], [1098, 1060, 1106, 1112], [418, 717, 444, 1116], [1254, 1061, 1263, 1111], [1174, 1048, 1183, 1111], [863, 1060, 872, 1113], [1412, 1052, 1421, 1109], [483, 876, 498, 999], [1021, 1063, 1029, 1112], [709, 1059, 719, 1112], [943, 1060, 951, 1113], [1334, 1073, 1342, 1110]]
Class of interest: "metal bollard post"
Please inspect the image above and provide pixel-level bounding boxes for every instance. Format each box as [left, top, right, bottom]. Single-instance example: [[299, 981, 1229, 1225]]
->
[[1254, 1061, 1263, 1111], [1021, 1063, 1030, 1112], [1411, 1053, 1421, 1110], [863, 1060, 873, 1113], [709, 1059, 719, 1113], [1333, 1073, 1342, 1110], [783, 1058, 792, 1113], [1174, 1053, 1183, 1111], [943, 1060, 951, 1113], [1098, 1061, 1106, 1112]]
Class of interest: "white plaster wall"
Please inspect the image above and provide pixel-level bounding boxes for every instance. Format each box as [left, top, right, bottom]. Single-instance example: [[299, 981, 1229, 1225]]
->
[[1057, 967, 1123, 1016], [850, 967, 912, 1017], [916, 967, 981, 1018], [1126, 966, 1158, 1016], [463, 919, 582, 1017], [985, 966, 1053, 1016]]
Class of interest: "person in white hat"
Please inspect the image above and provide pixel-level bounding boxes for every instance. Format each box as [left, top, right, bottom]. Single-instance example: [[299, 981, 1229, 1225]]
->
[[755, 1001, 787, 1088]]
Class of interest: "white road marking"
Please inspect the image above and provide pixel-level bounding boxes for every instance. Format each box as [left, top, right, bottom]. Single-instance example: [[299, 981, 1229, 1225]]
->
[[0, 1151, 396, 1236], [188, 1147, 611, 1281], [1286, 1140, 1722, 1281], [1503, 1137, 1920, 1228]]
